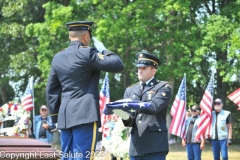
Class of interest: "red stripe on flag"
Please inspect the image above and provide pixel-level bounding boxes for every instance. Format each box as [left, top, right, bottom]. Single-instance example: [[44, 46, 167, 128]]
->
[[195, 75, 214, 141], [22, 95, 33, 111], [228, 88, 240, 108], [169, 76, 186, 139], [99, 73, 112, 133]]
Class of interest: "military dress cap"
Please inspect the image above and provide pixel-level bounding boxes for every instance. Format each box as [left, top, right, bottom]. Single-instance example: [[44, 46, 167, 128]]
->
[[135, 51, 161, 68], [66, 21, 94, 37]]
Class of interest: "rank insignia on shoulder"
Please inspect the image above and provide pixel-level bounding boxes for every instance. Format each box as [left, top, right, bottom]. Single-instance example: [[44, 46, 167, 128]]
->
[[162, 92, 166, 96], [165, 84, 171, 88], [98, 53, 104, 60]]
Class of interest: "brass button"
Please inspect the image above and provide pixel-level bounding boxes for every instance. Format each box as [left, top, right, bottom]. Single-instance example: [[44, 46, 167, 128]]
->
[[159, 129, 161, 131], [139, 121, 141, 123], [139, 114, 142, 117]]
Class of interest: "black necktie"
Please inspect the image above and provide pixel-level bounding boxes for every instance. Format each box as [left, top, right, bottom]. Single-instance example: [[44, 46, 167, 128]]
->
[[141, 82, 146, 92]]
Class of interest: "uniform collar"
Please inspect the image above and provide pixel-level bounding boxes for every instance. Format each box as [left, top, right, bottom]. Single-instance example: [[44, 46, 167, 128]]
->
[[69, 41, 84, 46], [140, 77, 154, 86]]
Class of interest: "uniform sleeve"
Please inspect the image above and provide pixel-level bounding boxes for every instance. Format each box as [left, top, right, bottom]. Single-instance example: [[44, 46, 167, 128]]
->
[[46, 67, 62, 123], [140, 84, 172, 115], [88, 48, 124, 73]]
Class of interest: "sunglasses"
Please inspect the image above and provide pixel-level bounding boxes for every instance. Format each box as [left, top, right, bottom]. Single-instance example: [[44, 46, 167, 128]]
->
[[41, 109, 47, 111], [214, 102, 221, 105], [191, 110, 197, 112]]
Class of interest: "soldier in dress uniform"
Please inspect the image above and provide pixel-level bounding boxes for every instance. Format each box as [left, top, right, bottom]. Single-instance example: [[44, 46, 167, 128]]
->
[[113, 51, 172, 160], [46, 20, 124, 160]]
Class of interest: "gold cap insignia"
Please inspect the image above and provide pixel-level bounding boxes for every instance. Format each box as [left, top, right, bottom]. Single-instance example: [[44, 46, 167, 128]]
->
[[139, 54, 143, 58], [150, 82, 153, 85], [162, 92, 166, 96]]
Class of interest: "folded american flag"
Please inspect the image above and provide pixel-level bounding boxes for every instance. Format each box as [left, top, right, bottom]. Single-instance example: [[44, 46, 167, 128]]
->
[[103, 99, 152, 115]]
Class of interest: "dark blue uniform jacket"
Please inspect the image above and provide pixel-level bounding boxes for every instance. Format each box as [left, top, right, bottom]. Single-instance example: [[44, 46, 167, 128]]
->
[[46, 41, 124, 129], [123, 78, 172, 156]]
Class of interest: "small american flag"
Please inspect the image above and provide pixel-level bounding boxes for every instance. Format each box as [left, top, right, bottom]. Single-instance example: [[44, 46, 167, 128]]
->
[[195, 74, 214, 141], [227, 88, 240, 110], [99, 73, 110, 117], [169, 75, 186, 138], [99, 73, 112, 132], [21, 77, 34, 111]]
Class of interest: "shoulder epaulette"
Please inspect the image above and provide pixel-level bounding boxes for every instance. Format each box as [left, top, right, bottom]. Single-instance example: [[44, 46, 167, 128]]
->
[[157, 80, 167, 84], [127, 82, 139, 88], [57, 48, 66, 53], [157, 80, 172, 88]]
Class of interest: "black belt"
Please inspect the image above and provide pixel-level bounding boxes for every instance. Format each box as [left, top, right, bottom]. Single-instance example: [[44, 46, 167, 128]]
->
[[39, 136, 46, 138]]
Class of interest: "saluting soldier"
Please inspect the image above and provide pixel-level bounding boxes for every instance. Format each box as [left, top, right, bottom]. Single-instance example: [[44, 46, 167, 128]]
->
[[46, 21, 124, 160], [113, 51, 172, 160]]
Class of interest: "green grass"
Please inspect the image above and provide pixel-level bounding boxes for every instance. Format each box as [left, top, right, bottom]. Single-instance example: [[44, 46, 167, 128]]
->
[[167, 143, 240, 160], [96, 144, 240, 160]]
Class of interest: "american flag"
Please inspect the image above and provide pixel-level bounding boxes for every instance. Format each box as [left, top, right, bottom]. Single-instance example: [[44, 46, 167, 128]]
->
[[99, 73, 112, 132], [21, 77, 34, 111], [103, 100, 152, 115], [227, 88, 240, 110], [169, 75, 186, 138], [195, 74, 214, 141], [99, 73, 110, 117]]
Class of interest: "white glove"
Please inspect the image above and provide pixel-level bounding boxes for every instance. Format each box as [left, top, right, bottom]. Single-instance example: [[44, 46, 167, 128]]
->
[[113, 109, 129, 120], [55, 123, 61, 133], [92, 36, 106, 53]]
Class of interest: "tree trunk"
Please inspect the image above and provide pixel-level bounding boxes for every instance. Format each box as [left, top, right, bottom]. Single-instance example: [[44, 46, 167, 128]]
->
[[63, 0, 69, 6], [216, 50, 228, 109], [0, 84, 8, 104]]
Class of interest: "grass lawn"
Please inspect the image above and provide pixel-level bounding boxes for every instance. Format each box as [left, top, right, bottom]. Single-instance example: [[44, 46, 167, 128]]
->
[[167, 143, 240, 160], [95, 143, 240, 160]]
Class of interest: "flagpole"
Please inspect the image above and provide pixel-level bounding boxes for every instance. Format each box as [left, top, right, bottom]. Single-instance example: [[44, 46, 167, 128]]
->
[[211, 72, 214, 108], [184, 73, 186, 109], [30, 76, 35, 136]]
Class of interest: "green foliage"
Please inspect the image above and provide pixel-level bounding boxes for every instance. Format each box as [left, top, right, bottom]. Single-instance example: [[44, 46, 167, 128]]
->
[[1, 0, 240, 139]]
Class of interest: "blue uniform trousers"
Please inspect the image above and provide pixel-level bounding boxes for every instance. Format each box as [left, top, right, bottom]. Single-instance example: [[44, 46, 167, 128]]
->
[[211, 139, 228, 160], [60, 122, 98, 160], [130, 152, 167, 160], [186, 143, 202, 160]]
